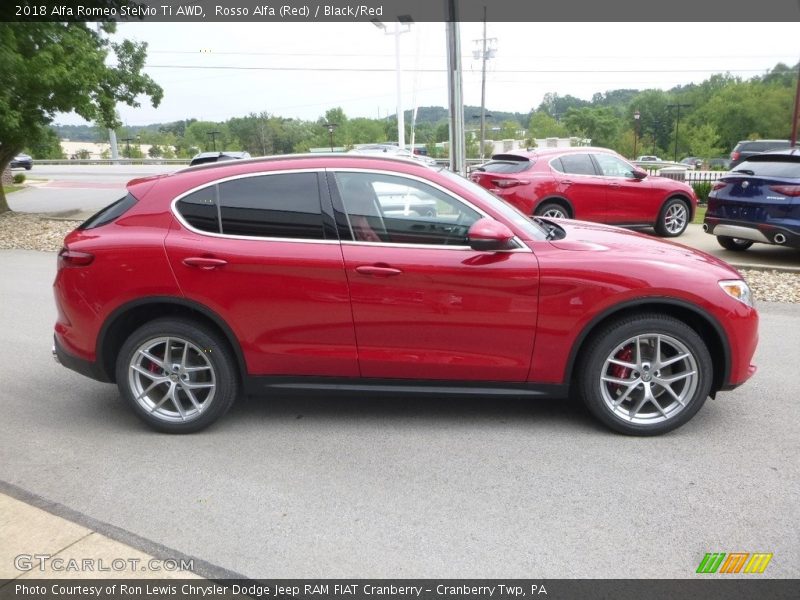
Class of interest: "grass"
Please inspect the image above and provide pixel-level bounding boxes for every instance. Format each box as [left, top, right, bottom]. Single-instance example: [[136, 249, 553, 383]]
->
[[693, 205, 706, 224], [2, 185, 24, 195]]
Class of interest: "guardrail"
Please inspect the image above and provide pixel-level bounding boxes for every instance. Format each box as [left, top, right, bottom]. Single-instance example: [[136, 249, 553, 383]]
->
[[31, 159, 191, 166]]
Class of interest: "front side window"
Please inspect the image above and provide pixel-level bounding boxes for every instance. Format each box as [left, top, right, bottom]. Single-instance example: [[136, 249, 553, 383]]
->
[[334, 172, 481, 246], [594, 153, 637, 178]]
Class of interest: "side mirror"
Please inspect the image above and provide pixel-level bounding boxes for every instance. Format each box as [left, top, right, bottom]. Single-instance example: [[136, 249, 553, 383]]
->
[[467, 218, 516, 251], [632, 169, 647, 180]]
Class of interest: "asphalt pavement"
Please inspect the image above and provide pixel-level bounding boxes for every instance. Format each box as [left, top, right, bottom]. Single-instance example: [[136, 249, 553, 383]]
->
[[0, 249, 797, 579]]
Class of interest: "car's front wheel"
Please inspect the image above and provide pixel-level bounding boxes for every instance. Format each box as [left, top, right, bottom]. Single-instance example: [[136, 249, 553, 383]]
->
[[716, 236, 754, 251], [115, 318, 239, 433], [655, 197, 690, 237], [577, 314, 713, 435]]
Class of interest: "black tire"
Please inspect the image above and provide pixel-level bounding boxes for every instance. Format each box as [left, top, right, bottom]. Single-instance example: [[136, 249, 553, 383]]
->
[[576, 314, 713, 436], [654, 197, 690, 237], [535, 202, 570, 219], [115, 318, 239, 433], [716, 236, 754, 251]]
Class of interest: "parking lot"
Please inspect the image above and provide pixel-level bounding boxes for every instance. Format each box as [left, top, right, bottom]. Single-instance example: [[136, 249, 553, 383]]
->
[[0, 249, 797, 578]]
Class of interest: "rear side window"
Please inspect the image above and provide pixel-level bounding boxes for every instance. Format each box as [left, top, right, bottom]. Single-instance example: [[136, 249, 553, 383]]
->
[[478, 160, 532, 174], [553, 154, 597, 175], [219, 173, 325, 239], [735, 157, 800, 178], [80, 193, 137, 229]]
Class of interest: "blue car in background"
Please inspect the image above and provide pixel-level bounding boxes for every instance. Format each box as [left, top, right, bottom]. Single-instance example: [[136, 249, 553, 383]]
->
[[703, 148, 800, 251]]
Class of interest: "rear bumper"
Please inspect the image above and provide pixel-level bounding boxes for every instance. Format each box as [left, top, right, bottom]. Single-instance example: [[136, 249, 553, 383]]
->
[[53, 335, 111, 383], [704, 218, 800, 249]]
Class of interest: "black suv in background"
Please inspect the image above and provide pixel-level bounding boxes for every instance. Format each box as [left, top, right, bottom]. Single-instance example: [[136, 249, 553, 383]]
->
[[730, 140, 791, 168]]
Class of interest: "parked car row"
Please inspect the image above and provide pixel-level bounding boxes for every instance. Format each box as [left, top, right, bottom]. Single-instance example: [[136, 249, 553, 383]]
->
[[52, 153, 758, 436]]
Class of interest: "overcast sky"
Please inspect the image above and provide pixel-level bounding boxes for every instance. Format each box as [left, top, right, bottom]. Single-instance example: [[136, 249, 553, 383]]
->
[[55, 22, 800, 127]]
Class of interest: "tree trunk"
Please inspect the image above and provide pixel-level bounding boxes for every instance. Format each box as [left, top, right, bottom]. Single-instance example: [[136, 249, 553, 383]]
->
[[0, 151, 16, 214]]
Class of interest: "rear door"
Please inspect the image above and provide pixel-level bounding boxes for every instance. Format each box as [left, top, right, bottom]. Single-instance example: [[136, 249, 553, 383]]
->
[[550, 153, 608, 221], [165, 170, 358, 377]]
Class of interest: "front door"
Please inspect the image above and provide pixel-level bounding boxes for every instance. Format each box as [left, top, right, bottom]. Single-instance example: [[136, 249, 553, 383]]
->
[[329, 170, 539, 382]]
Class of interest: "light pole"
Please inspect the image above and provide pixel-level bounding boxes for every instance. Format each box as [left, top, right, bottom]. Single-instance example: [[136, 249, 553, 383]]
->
[[633, 109, 640, 160], [372, 16, 413, 149], [207, 130, 220, 151], [121, 137, 133, 159], [667, 103, 692, 162], [325, 123, 338, 152], [473, 7, 497, 161]]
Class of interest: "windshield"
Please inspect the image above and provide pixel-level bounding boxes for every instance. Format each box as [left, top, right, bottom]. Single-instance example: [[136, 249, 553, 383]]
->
[[436, 169, 549, 241]]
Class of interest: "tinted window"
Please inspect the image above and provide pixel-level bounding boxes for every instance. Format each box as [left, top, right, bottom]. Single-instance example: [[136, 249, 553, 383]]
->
[[554, 154, 596, 175], [735, 157, 800, 178], [478, 160, 532, 174], [80, 194, 138, 230], [219, 173, 324, 239], [176, 187, 220, 233]]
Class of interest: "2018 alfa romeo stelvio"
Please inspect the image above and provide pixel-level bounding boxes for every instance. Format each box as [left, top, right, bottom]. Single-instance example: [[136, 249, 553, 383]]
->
[[53, 154, 758, 435]]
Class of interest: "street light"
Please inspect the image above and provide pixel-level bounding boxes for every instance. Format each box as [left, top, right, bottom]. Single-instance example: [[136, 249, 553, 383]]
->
[[324, 123, 338, 152], [372, 16, 413, 149], [207, 130, 220, 151], [633, 109, 640, 160], [667, 103, 692, 162]]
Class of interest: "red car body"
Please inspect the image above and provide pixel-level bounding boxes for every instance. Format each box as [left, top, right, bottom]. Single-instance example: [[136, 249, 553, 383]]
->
[[53, 154, 756, 435], [470, 147, 698, 237]]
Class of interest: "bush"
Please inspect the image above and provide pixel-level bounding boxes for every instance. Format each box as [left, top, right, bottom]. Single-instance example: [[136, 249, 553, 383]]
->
[[692, 181, 713, 203], [13, 173, 25, 184]]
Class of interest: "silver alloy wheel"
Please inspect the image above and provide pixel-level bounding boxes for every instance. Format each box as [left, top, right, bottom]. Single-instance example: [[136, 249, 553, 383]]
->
[[128, 336, 216, 423], [663, 202, 688, 234], [599, 333, 698, 424], [541, 207, 567, 219]]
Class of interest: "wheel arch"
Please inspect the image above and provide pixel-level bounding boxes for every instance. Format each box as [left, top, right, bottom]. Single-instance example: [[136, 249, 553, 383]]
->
[[96, 297, 247, 385], [564, 299, 730, 395], [663, 193, 695, 221]]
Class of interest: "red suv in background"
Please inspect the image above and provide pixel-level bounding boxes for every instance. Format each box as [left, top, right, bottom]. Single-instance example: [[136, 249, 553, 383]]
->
[[53, 154, 757, 435], [470, 147, 697, 237]]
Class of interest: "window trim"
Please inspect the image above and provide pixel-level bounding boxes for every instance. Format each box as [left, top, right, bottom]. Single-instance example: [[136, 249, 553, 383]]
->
[[548, 153, 599, 177], [171, 168, 338, 245], [327, 167, 530, 253]]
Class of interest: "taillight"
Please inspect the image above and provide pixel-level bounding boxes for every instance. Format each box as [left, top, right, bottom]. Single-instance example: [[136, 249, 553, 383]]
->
[[58, 247, 94, 268], [711, 182, 727, 191], [768, 185, 800, 197], [491, 179, 525, 188]]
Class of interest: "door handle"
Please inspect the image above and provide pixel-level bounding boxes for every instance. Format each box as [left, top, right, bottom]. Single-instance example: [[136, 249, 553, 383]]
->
[[355, 265, 402, 277], [562, 180, 573, 186], [183, 257, 228, 270]]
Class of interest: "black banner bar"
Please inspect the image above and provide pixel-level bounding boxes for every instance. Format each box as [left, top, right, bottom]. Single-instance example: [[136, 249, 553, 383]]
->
[[2, 0, 800, 23]]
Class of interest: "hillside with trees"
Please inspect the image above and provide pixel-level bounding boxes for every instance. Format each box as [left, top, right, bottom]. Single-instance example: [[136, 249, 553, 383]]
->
[[43, 62, 798, 162]]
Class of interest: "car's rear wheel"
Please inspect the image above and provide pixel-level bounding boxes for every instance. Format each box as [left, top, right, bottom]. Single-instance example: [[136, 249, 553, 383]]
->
[[577, 314, 712, 435], [116, 318, 238, 433], [716, 236, 754, 251], [655, 197, 689, 237], [535, 202, 570, 219]]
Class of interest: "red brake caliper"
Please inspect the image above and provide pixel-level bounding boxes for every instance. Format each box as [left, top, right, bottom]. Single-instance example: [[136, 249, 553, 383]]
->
[[609, 346, 633, 393]]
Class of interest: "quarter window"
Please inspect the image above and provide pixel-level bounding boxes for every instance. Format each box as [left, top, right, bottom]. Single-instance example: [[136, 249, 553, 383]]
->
[[176, 187, 220, 233]]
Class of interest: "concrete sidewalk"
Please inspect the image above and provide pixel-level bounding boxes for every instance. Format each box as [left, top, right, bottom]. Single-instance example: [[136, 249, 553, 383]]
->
[[0, 491, 205, 580]]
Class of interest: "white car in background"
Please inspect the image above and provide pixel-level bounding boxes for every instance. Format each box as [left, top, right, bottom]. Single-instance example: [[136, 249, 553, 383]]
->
[[350, 144, 437, 166]]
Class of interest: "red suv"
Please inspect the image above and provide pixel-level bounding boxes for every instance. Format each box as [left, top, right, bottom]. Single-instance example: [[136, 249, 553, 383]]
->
[[53, 154, 757, 435], [470, 147, 697, 237]]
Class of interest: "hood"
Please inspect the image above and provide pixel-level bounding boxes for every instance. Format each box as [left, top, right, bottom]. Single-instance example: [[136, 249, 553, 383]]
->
[[547, 220, 739, 275]]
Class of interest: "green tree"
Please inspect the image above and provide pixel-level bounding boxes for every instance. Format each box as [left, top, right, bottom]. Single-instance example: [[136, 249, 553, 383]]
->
[[0, 22, 162, 212], [563, 107, 621, 148], [527, 111, 567, 142], [27, 128, 65, 160]]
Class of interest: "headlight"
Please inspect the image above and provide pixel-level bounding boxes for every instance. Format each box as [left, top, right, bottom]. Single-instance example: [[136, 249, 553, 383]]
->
[[719, 280, 754, 307]]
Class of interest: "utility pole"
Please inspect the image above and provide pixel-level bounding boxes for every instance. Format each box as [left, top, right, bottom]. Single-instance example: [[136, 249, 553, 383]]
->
[[445, 0, 465, 174], [207, 130, 220, 151], [95, 23, 119, 161], [372, 17, 412, 149], [667, 103, 692, 162], [473, 8, 497, 161]]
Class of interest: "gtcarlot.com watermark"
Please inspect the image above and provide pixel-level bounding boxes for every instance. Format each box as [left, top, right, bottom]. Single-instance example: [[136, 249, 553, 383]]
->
[[15, 554, 194, 573]]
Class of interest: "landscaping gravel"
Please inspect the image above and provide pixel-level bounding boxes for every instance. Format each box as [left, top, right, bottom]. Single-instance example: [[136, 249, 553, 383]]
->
[[1, 211, 798, 303]]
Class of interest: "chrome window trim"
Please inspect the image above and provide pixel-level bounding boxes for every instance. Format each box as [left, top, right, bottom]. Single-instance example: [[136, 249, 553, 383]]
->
[[327, 167, 531, 253], [170, 168, 338, 245]]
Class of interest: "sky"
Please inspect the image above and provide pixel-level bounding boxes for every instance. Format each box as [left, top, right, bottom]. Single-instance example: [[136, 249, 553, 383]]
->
[[55, 21, 800, 127]]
